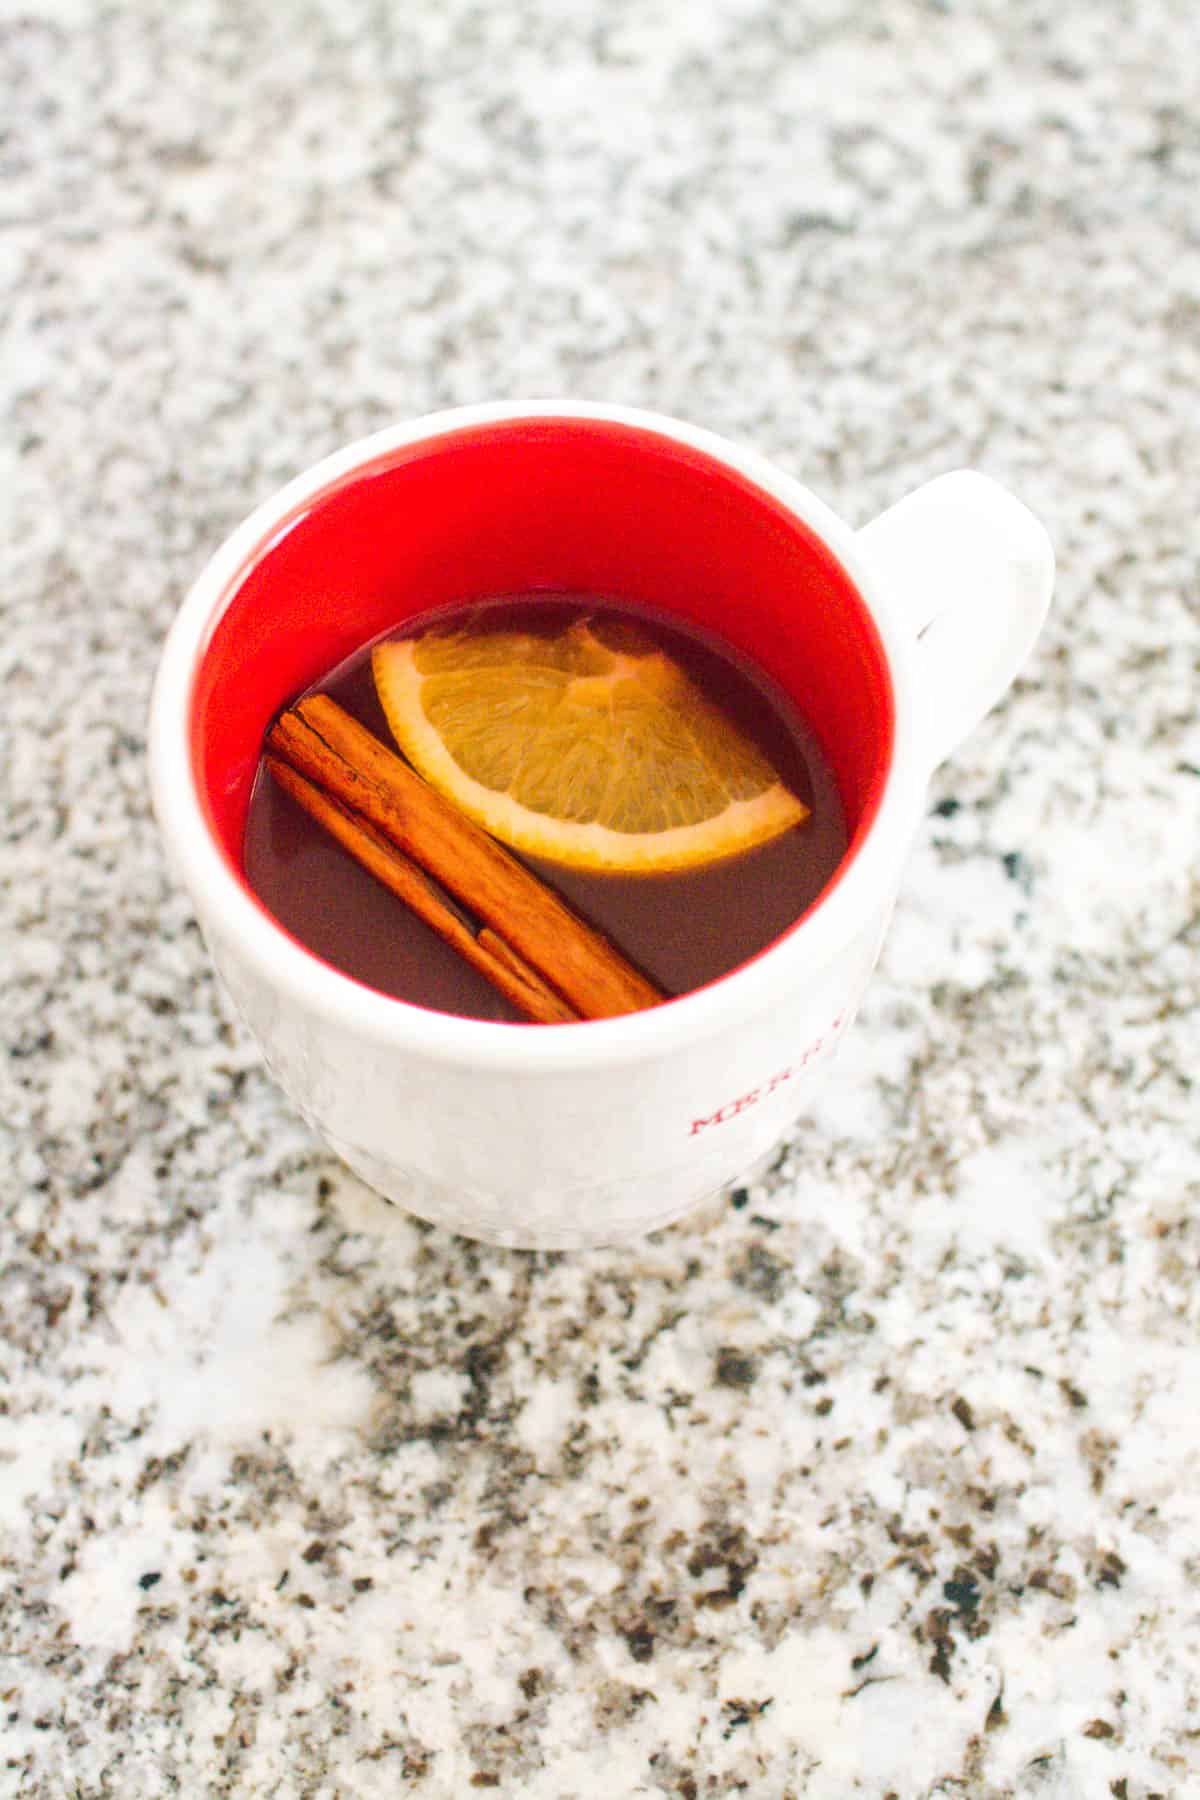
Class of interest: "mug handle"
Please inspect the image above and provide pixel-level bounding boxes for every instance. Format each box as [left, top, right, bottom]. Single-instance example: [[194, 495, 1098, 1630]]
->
[[857, 470, 1054, 771]]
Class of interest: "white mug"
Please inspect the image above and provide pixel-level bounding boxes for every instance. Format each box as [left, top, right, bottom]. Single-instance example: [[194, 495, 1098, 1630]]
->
[[149, 402, 1053, 1248]]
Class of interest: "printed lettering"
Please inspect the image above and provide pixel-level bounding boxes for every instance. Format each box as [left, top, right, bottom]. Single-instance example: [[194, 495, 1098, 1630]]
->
[[689, 1076, 777, 1136], [687, 1009, 850, 1137]]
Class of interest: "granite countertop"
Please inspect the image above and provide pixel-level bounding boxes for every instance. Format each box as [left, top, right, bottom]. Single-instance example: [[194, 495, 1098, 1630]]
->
[[3, 2, 1198, 1795]]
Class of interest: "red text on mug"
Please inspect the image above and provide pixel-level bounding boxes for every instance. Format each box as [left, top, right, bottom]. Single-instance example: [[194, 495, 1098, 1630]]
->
[[688, 1011, 849, 1136]]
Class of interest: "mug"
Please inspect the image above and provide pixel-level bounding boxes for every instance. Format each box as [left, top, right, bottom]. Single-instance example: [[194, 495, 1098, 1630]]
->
[[149, 402, 1053, 1248]]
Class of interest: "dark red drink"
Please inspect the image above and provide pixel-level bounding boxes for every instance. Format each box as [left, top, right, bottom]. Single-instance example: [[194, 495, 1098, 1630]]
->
[[244, 595, 847, 1022]]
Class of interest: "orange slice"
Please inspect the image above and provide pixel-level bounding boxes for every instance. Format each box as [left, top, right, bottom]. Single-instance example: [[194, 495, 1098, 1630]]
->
[[372, 615, 808, 873]]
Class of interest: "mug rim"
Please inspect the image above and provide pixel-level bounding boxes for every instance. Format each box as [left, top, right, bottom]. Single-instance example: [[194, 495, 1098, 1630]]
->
[[149, 400, 926, 1072]]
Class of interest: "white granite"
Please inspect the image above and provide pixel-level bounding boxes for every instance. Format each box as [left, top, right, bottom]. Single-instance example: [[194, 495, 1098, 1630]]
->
[[3, 1, 1199, 1795]]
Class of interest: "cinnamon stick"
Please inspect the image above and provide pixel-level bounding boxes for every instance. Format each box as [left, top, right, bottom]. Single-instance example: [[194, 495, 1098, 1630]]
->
[[266, 758, 579, 1024], [267, 694, 665, 1020]]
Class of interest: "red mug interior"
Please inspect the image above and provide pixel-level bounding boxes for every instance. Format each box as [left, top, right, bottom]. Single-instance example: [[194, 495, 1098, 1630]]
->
[[191, 417, 894, 957]]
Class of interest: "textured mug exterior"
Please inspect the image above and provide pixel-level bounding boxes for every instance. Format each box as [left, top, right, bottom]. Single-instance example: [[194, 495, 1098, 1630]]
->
[[204, 909, 888, 1248]]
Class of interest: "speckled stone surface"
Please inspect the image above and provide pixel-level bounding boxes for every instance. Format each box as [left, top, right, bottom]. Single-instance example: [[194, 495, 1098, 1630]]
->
[[3, 2, 1199, 1795]]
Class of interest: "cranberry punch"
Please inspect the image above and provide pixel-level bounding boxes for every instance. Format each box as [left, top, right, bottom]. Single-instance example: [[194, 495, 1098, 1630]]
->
[[150, 403, 1052, 1247]]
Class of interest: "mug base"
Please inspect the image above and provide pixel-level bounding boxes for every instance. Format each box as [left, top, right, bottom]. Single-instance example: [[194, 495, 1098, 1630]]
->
[[323, 1135, 785, 1251]]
